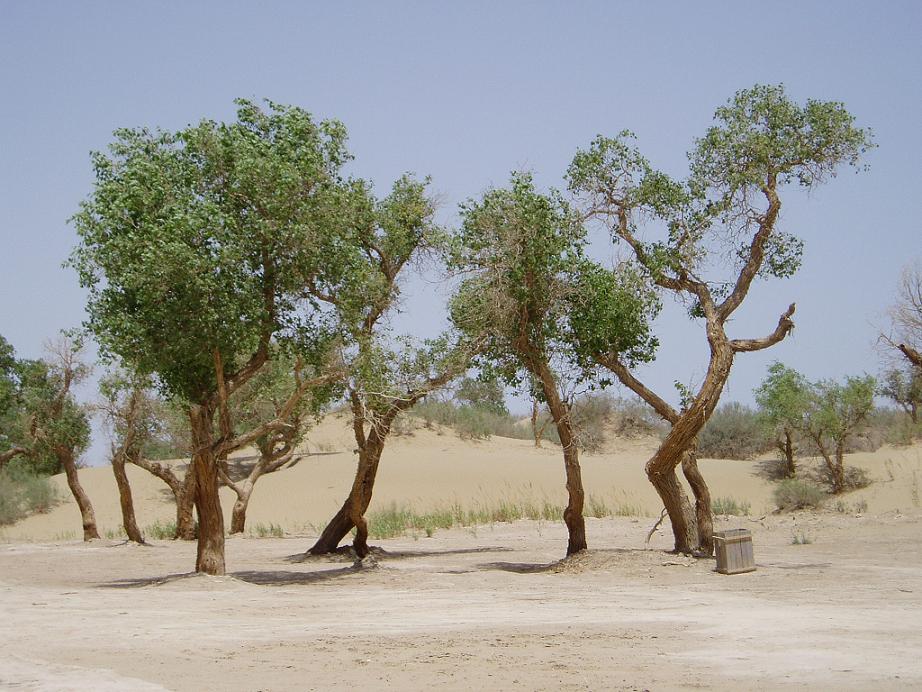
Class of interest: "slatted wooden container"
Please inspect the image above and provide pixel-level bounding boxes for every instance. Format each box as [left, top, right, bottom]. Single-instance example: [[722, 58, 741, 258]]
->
[[713, 528, 756, 575]]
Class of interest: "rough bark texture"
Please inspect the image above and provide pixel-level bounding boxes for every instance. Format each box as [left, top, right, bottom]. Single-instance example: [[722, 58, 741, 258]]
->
[[309, 421, 388, 557], [229, 481, 254, 535], [779, 430, 796, 477], [680, 448, 712, 556], [533, 360, 586, 556], [60, 448, 99, 541], [189, 405, 225, 575], [112, 454, 144, 543], [130, 456, 197, 539]]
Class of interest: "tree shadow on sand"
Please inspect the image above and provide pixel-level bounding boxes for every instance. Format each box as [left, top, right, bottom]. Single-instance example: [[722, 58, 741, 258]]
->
[[286, 545, 513, 564], [479, 548, 660, 574], [98, 565, 364, 589]]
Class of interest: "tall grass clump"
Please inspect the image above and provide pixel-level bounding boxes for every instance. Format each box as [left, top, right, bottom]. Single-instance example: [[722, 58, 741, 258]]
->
[[774, 478, 826, 511], [712, 496, 751, 516], [0, 466, 58, 525]]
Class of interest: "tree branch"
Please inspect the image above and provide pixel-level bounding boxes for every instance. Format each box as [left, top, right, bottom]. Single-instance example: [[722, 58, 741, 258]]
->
[[717, 180, 781, 321], [0, 446, 28, 469], [594, 352, 678, 424], [899, 343, 922, 368], [730, 303, 796, 353]]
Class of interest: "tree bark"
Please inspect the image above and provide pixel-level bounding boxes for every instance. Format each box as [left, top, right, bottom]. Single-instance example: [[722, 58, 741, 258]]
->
[[680, 448, 713, 556], [781, 429, 796, 477], [533, 360, 586, 556], [899, 343, 922, 369], [59, 448, 100, 541], [188, 405, 225, 575], [112, 454, 144, 543], [175, 469, 197, 540], [309, 428, 387, 557], [229, 480, 254, 535]]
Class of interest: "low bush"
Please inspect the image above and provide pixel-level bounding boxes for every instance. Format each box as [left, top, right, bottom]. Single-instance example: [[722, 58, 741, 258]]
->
[[0, 466, 58, 525], [712, 496, 751, 516], [698, 402, 773, 460], [773, 478, 826, 511], [812, 464, 872, 493]]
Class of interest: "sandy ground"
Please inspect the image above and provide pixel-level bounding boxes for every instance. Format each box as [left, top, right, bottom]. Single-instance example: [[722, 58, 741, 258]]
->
[[1, 512, 921, 691], [1, 421, 922, 689]]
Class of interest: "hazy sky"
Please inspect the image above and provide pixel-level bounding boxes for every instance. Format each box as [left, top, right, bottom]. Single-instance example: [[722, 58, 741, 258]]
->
[[1, 2, 919, 464]]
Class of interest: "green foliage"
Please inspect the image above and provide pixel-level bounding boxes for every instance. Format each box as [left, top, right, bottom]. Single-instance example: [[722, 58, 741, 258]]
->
[[0, 465, 58, 525], [247, 522, 284, 538], [755, 362, 811, 435], [144, 519, 179, 540], [70, 99, 359, 403], [568, 85, 873, 290], [0, 336, 91, 476], [455, 377, 507, 416], [878, 366, 922, 425], [449, 173, 656, 397], [697, 402, 773, 459], [774, 478, 826, 511]]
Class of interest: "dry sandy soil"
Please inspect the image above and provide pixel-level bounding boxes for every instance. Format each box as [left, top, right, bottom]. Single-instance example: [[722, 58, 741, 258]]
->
[[2, 420, 922, 690]]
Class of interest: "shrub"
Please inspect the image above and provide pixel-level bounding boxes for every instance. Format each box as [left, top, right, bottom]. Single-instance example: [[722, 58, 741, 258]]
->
[[698, 402, 773, 460], [712, 496, 751, 516], [774, 478, 826, 511], [813, 464, 872, 492], [0, 466, 58, 525]]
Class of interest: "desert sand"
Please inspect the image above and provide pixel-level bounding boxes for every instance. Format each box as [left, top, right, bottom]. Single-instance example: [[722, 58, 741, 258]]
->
[[2, 416, 922, 690]]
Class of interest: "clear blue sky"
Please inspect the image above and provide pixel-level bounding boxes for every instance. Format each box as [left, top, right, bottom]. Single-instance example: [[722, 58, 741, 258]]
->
[[1, 2, 919, 464]]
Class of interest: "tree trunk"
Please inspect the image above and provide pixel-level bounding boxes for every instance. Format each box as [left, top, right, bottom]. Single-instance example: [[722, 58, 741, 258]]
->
[[308, 435, 386, 556], [229, 480, 255, 535], [533, 361, 586, 556], [188, 405, 225, 575], [648, 463, 696, 554], [832, 443, 847, 495], [531, 399, 542, 448], [112, 455, 144, 543], [782, 429, 796, 477], [680, 447, 713, 555], [59, 448, 100, 541], [175, 467, 197, 540]]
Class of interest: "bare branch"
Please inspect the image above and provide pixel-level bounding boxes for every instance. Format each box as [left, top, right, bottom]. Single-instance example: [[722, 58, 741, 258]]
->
[[730, 303, 796, 353], [594, 353, 678, 424]]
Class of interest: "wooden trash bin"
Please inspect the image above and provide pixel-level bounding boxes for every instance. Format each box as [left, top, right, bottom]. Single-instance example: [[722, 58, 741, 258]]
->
[[713, 528, 756, 575]]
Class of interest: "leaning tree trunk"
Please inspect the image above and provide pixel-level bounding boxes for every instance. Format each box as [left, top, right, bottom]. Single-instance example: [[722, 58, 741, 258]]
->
[[59, 448, 100, 541], [174, 467, 197, 540], [112, 454, 144, 543], [647, 336, 733, 554], [680, 447, 713, 556], [229, 480, 255, 535], [309, 431, 387, 557], [534, 361, 586, 556], [188, 405, 225, 575]]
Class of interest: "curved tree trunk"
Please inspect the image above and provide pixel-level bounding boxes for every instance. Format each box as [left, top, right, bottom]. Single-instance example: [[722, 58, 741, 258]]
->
[[533, 360, 586, 556], [112, 454, 144, 543], [60, 448, 100, 541], [229, 480, 255, 535], [174, 470, 197, 540], [188, 405, 225, 575], [310, 431, 386, 557], [681, 447, 713, 556]]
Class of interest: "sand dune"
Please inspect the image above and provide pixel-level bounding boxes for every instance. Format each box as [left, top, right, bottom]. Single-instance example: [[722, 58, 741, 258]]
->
[[4, 412, 920, 541]]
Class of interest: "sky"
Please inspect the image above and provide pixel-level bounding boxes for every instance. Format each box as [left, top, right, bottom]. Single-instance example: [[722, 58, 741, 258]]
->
[[1, 1, 920, 465]]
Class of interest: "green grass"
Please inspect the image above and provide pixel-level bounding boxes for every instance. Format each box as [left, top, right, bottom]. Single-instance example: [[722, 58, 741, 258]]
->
[[712, 496, 751, 516], [365, 493, 649, 540], [144, 519, 178, 540], [247, 522, 284, 538]]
